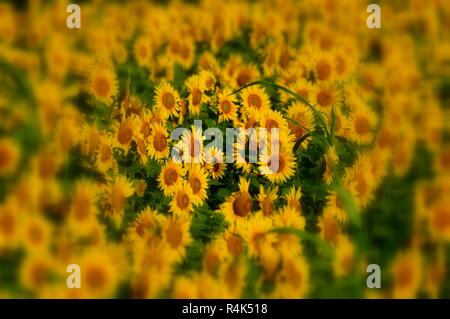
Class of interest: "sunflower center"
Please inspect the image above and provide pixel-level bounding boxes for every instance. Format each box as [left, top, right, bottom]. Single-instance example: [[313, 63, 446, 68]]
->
[[237, 70, 251, 87], [189, 136, 202, 158], [316, 59, 331, 81], [94, 76, 110, 97], [176, 192, 190, 209], [153, 132, 167, 152], [336, 55, 346, 75], [166, 223, 182, 248], [30, 263, 47, 287], [285, 261, 302, 286], [227, 234, 244, 257], [355, 116, 370, 135], [262, 198, 274, 216], [434, 205, 450, 231], [323, 216, 339, 244], [296, 89, 309, 99], [268, 154, 285, 173], [29, 224, 43, 245], [118, 125, 133, 145], [86, 266, 107, 290], [440, 149, 450, 171], [317, 91, 332, 107], [221, 100, 232, 114], [139, 46, 148, 58], [100, 144, 111, 162], [162, 92, 175, 110], [189, 176, 201, 194], [164, 168, 178, 186], [396, 264, 413, 288], [233, 192, 252, 217], [141, 122, 151, 138], [0, 147, 12, 168], [74, 194, 90, 221], [248, 94, 262, 109], [192, 88, 202, 106], [265, 119, 279, 130], [0, 212, 14, 235]]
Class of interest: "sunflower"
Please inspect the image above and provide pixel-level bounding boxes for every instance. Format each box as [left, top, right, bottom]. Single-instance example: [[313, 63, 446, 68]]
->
[[95, 134, 116, 173], [259, 146, 296, 184], [186, 75, 205, 116], [313, 50, 336, 82], [220, 177, 253, 225], [0, 138, 20, 177], [158, 161, 184, 196], [318, 209, 341, 245], [133, 35, 152, 67], [271, 255, 310, 298], [187, 165, 208, 205], [324, 190, 348, 223], [242, 214, 276, 257], [126, 207, 161, 243], [113, 116, 138, 153], [311, 81, 338, 113], [179, 125, 204, 164], [240, 85, 271, 117], [257, 185, 278, 217], [104, 175, 134, 226], [348, 102, 378, 145], [219, 259, 247, 298], [203, 239, 227, 274], [147, 122, 170, 161], [428, 199, 450, 242], [217, 89, 238, 122], [234, 63, 260, 87], [79, 246, 124, 298], [324, 146, 338, 185], [0, 199, 21, 250], [224, 230, 245, 258], [21, 213, 52, 254], [19, 254, 54, 294], [333, 235, 356, 277], [260, 110, 288, 132], [286, 102, 314, 142], [170, 182, 195, 216], [283, 186, 302, 212], [343, 156, 375, 209], [154, 81, 180, 119], [392, 249, 422, 299], [274, 205, 306, 257], [67, 180, 99, 236], [162, 215, 192, 260], [87, 63, 118, 104]]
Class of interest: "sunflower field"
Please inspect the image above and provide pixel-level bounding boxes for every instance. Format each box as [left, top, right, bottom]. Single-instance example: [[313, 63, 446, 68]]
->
[[0, 0, 450, 299]]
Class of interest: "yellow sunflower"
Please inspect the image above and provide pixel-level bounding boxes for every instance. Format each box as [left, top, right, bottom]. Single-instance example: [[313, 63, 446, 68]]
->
[[170, 182, 195, 216], [283, 186, 302, 212], [220, 177, 253, 225], [179, 125, 204, 164], [217, 89, 238, 123], [286, 102, 314, 142], [162, 215, 192, 260], [88, 63, 118, 104], [240, 85, 271, 117], [186, 75, 205, 116], [113, 116, 138, 153], [257, 185, 278, 217], [67, 180, 99, 236], [242, 214, 276, 257], [104, 175, 134, 226], [147, 122, 170, 161], [154, 81, 180, 119], [187, 164, 208, 205], [126, 207, 161, 243], [0, 138, 20, 177], [348, 102, 378, 145], [158, 160, 184, 196], [205, 146, 227, 180], [311, 81, 338, 113], [259, 146, 296, 184], [133, 35, 152, 67]]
